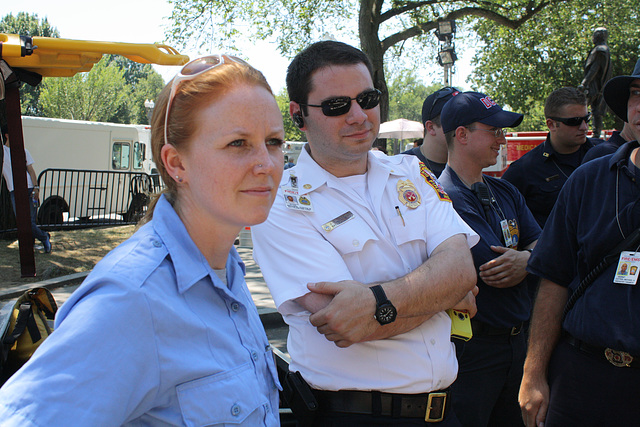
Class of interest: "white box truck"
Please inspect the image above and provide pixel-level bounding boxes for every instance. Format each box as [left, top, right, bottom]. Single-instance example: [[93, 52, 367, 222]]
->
[[20, 116, 159, 226]]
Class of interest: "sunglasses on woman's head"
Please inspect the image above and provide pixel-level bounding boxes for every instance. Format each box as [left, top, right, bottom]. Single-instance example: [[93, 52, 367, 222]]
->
[[549, 113, 592, 127], [164, 54, 248, 145], [300, 89, 382, 117]]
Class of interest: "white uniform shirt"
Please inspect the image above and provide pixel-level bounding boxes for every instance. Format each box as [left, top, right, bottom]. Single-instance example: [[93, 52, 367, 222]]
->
[[253, 147, 478, 393], [2, 145, 35, 192]]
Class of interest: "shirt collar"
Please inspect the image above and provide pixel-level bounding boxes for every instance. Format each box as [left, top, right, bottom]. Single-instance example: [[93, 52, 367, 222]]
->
[[152, 194, 245, 294], [542, 134, 594, 161], [282, 144, 398, 193], [609, 140, 640, 172]]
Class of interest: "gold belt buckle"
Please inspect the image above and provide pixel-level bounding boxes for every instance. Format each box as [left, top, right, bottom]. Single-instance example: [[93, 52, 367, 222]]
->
[[605, 348, 633, 367], [425, 392, 447, 422]]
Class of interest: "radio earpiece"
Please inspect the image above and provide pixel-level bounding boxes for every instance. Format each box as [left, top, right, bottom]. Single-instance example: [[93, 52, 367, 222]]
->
[[292, 113, 304, 129]]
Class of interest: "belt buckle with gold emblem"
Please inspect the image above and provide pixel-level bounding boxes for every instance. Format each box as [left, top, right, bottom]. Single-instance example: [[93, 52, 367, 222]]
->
[[604, 348, 633, 367]]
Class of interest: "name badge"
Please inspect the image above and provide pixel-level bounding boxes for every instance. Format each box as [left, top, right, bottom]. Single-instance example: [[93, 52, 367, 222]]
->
[[322, 211, 354, 232], [613, 251, 640, 285], [283, 186, 313, 212], [500, 219, 513, 248]]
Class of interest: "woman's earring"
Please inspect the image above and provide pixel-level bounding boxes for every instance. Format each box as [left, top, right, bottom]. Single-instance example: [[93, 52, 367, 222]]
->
[[175, 175, 183, 183]]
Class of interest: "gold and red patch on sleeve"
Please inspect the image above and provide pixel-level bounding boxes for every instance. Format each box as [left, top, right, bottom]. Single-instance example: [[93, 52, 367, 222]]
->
[[419, 162, 451, 202]]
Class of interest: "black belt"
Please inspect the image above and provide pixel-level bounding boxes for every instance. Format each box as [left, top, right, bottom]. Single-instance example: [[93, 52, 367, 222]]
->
[[313, 388, 449, 422], [564, 334, 640, 369], [471, 319, 523, 337]]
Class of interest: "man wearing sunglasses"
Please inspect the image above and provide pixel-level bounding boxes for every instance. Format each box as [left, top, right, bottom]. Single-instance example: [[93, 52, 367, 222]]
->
[[252, 40, 479, 425], [402, 87, 460, 178], [519, 59, 640, 427], [438, 92, 541, 427], [502, 87, 600, 228]]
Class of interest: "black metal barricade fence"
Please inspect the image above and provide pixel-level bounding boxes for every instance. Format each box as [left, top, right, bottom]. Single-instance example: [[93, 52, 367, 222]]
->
[[0, 169, 164, 235]]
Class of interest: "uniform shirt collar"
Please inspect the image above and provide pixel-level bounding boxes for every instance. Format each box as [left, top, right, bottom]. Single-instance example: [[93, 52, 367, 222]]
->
[[609, 140, 640, 172], [281, 143, 398, 193], [152, 194, 245, 294], [542, 134, 594, 161]]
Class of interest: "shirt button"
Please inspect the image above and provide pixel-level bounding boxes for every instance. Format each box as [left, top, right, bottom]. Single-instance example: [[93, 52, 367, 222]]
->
[[264, 403, 270, 412], [231, 302, 240, 312], [352, 239, 360, 247], [430, 339, 436, 345], [152, 240, 162, 248], [231, 404, 241, 416], [252, 350, 259, 361]]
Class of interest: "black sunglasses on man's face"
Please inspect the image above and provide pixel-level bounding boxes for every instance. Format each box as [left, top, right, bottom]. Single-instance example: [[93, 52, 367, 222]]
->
[[300, 89, 382, 117], [549, 113, 591, 127]]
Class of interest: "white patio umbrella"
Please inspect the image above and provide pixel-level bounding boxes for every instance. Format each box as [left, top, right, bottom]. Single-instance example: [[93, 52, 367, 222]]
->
[[378, 118, 424, 140]]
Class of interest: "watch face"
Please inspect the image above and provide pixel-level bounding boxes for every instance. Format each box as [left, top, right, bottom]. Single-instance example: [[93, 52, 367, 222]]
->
[[376, 304, 397, 324]]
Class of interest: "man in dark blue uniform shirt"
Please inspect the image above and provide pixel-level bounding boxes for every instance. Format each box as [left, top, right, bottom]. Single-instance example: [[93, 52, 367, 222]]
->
[[502, 87, 600, 227], [439, 92, 541, 427], [519, 59, 640, 427], [401, 86, 460, 177]]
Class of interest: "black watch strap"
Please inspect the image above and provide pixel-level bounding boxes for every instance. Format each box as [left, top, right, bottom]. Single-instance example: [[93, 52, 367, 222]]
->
[[370, 284, 389, 305]]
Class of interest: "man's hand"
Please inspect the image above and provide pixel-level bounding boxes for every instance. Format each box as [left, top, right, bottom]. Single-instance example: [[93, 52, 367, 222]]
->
[[306, 280, 376, 348], [452, 286, 479, 317], [479, 246, 529, 288], [519, 373, 549, 427]]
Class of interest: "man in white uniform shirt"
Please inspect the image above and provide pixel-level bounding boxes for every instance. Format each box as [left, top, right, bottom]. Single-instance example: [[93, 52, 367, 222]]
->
[[252, 41, 478, 426]]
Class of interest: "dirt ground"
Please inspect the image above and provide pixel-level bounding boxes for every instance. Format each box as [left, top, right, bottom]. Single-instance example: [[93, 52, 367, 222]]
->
[[0, 225, 136, 287]]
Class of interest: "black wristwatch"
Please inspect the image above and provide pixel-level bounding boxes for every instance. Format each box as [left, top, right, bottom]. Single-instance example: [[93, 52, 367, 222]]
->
[[370, 285, 397, 325]]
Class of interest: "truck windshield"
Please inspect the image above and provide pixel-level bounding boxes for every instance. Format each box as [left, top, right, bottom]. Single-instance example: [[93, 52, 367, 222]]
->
[[133, 142, 144, 170]]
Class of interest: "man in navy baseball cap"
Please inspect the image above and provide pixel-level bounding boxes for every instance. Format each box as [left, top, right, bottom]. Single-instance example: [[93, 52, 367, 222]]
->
[[441, 91, 523, 134], [438, 93, 539, 427], [401, 86, 460, 177]]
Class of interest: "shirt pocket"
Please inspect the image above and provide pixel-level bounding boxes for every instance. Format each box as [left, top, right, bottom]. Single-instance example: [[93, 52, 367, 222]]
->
[[177, 362, 268, 426], [389, 208, 426, 246], [322, 216, 378, 255]]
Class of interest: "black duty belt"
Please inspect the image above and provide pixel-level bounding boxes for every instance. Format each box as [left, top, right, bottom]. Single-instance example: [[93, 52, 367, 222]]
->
[[471, 319, 523, 337], [313, 388, 449, 422], [564, 334, 640, 369]]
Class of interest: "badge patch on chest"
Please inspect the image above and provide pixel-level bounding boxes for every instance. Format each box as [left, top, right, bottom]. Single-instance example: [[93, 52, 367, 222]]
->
[[397, 179, 421, 209]]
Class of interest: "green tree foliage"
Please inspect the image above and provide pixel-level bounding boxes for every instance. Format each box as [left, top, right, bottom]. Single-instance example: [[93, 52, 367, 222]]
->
[[103, 55, 165, 124], [470, 0, 640, 131], [275, 89, 306, 142], [39, 57, 130, 122], [387, 70, 440, 122], [166, 0, 559, 121], [0, 12, 60, 116]]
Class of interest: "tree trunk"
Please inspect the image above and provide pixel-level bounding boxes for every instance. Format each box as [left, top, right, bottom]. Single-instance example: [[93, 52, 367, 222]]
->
[[359, 0, 389, 122]]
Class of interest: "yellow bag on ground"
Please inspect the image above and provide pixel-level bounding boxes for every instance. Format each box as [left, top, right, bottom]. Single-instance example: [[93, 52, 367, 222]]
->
[[1, 287, 57, 384]]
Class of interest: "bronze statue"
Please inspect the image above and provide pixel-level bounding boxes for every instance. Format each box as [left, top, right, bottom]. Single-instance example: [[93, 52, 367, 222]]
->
[[578, 28, 611, 138]]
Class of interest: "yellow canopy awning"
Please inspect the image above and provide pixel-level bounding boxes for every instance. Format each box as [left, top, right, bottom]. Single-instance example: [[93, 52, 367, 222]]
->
[[0, 33, 189, 77]]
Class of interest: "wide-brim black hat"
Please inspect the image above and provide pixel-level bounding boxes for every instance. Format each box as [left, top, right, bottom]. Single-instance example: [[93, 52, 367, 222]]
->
[[603, 59, 640, 122]]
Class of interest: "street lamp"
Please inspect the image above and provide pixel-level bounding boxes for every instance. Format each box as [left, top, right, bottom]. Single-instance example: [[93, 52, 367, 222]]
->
[[437, 46, 457, 66], [434, 20, 457, 86], [435, 20, 456, 41], [144, 99, 155, 124]]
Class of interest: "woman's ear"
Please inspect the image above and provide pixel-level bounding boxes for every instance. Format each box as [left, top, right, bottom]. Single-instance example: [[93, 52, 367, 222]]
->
[[161, 143, 186, 184]]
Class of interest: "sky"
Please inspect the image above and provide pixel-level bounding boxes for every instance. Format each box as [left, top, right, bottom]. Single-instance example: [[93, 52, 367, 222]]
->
[[4, 0, 474, 95]]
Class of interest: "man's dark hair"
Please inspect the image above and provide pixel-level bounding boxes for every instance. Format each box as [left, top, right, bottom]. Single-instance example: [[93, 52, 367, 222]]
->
[[544, 87, 587, 118], [286, 41, 374, 115]]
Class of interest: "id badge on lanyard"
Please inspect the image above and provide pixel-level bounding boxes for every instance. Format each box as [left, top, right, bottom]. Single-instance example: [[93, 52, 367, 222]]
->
[[613, 251, 640, 285]]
